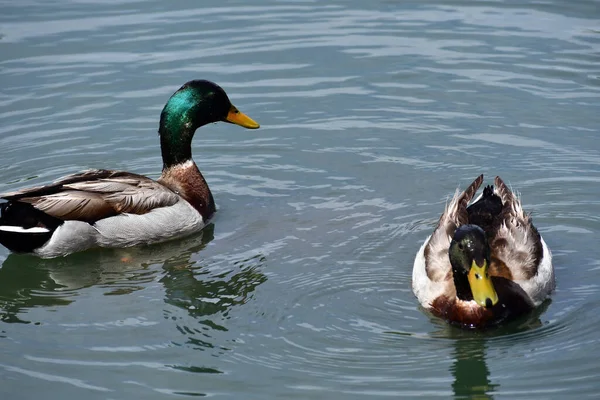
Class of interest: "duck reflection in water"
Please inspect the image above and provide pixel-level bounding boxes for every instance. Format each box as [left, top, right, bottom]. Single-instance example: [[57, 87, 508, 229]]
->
[[451, 338, 498, 399], [0, 224, 267, 326], [433, 302, 549, 399]]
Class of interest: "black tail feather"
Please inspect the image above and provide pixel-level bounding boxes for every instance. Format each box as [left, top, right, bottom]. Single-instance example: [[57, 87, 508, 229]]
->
[[467, 184, 503, 232], [0, 202, 62, 253]]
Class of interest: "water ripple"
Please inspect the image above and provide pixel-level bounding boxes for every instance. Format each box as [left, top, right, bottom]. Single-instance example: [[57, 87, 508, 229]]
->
[[2, 0, 600, 398]]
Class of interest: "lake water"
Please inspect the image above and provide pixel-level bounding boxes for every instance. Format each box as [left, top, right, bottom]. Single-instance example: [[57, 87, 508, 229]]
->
[[1, 0, 599, 398]]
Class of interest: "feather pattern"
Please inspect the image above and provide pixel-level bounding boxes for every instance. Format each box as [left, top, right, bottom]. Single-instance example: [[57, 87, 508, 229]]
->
[[423, 174, 484, 283], [488, 176, 543, 281], [412, 175, 555, 326], [33, 200, 205, 258], [2, 170, 180, 223], [0, 169, 205, 258]]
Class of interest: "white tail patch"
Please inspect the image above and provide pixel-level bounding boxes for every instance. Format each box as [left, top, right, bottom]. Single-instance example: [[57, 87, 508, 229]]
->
[[0, 225, 50, 233]]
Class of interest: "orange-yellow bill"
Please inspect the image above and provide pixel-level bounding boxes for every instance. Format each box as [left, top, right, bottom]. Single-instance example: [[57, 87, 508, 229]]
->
[[468, 259, 499, 308], [226, 105, 260, 129]]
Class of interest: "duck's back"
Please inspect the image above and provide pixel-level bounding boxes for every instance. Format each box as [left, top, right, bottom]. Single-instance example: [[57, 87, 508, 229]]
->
[[468, 177, 553, 305], [466, 184, 503, 234]]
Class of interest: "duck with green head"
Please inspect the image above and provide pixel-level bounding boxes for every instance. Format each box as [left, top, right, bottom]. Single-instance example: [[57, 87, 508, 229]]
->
[[412, 175, 555, 328], [0, 80, 259, 258]]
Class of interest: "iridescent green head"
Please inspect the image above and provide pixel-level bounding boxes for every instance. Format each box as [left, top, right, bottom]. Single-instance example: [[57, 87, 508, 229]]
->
[[159, 80, 259, 169]]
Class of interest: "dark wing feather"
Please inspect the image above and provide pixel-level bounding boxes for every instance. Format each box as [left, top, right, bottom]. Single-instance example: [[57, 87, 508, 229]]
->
[[1, 169, 180, 223]]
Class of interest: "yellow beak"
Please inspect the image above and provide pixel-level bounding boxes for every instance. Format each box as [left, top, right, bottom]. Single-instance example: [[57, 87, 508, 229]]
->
[[468, 259, 499, 308], [225, 105, 260, 129]]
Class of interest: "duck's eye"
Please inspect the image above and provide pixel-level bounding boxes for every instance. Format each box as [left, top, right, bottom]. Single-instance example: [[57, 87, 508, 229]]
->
[[458, 243, 464, 250]]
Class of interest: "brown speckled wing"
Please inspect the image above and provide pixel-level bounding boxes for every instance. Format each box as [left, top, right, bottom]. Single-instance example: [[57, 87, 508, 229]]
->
[[490, 176, 543, 280], [1, 169, 179, 223], [424, 175, 484, 282], [456, 174, 484, 226]]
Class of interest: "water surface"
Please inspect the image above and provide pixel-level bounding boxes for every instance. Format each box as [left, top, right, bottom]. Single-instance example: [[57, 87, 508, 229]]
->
[[1, 0, 599, 398]]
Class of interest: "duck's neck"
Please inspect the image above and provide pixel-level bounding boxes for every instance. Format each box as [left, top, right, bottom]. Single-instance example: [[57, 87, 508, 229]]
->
[[158, 91, 216, 217], [452, 268, 474, 302], [159, 89, 212, 170], [160, 126, 193, 169]]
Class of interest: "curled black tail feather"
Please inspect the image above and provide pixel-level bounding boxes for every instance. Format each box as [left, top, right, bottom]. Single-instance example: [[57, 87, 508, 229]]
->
[[467, 183, 503, 233]]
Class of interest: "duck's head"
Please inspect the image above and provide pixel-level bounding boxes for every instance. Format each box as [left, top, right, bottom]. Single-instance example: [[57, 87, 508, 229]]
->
[[449, 224, 499, 308], [159, 80, 260, 168]]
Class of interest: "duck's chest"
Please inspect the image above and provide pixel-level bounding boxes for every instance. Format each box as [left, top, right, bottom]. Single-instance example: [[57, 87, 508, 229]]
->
[[159, 162, 216, 219]]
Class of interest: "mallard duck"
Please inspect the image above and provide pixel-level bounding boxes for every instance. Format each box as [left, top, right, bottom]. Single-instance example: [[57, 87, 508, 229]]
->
[[412, 175, 555, 328], [0, 80, 259, 258]]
